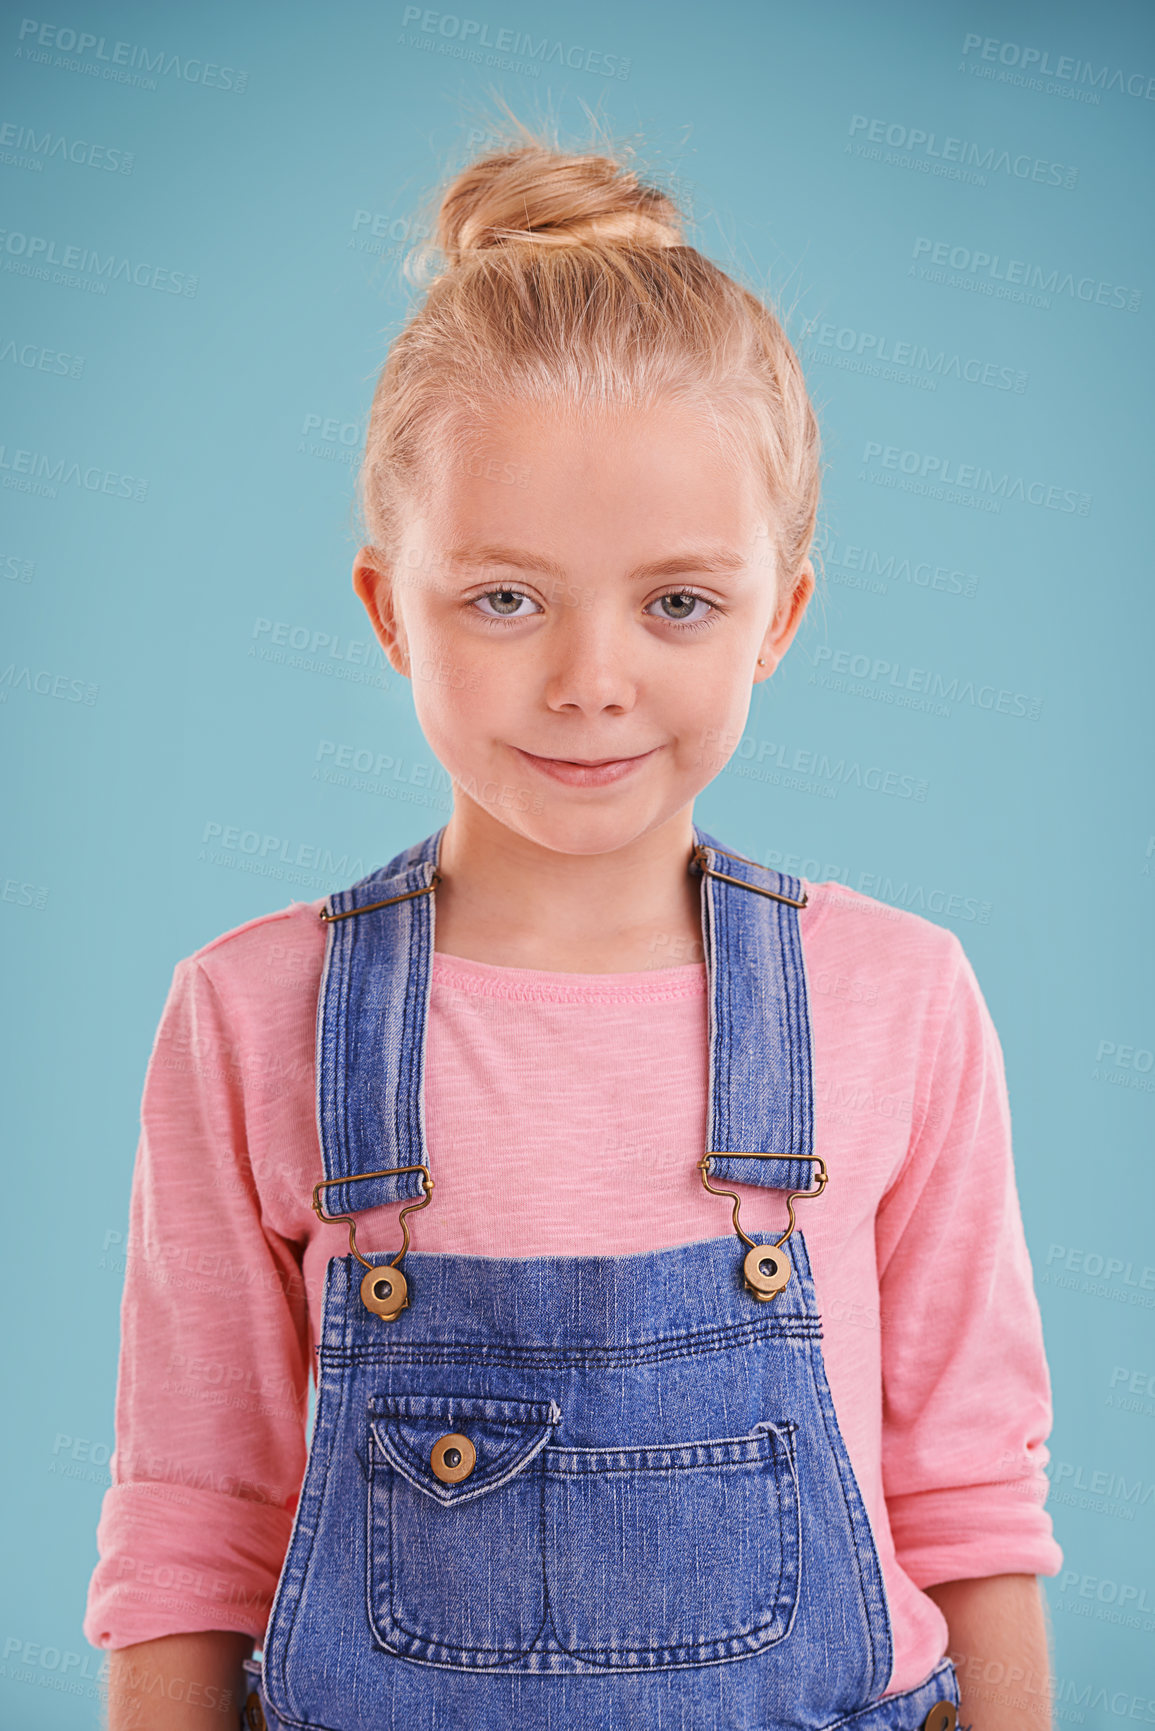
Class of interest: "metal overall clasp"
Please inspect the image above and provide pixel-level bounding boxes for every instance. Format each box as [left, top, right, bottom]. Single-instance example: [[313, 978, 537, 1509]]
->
[[698, 1154, 828, 1301], [312, 1167, 434, 1321], [314, 868, 439, 1320], [693, 840, 823, 1298], [690, 843, 809, 908], [318, 870, 441, 922]]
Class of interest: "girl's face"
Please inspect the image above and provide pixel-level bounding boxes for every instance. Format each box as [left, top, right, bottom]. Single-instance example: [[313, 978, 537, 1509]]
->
[[355, 400, 813, 858]]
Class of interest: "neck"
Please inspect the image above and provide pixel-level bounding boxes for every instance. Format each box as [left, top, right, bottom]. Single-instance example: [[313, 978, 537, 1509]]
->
[[430, 801, 705, 973]]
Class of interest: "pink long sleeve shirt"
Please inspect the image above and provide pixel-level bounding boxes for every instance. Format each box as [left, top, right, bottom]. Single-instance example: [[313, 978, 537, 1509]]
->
[[83, 874, 1062, 1695]]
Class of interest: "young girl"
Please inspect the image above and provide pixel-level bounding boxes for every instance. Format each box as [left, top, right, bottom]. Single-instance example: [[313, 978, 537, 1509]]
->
[[86, 124, 1062, 1731]]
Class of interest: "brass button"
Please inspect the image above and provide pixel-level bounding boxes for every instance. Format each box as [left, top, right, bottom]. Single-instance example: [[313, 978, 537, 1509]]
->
[[361, 1262, 408, 1321], [243, 1690, 267, 1730], [743, 1242, 791, 1300], [430, 1432, 476, 1484], [922, 1703, 957, 1731]]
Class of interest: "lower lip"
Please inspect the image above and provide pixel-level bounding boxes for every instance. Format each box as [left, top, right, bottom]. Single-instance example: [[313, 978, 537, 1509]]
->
[[513, 747, 659, 788]]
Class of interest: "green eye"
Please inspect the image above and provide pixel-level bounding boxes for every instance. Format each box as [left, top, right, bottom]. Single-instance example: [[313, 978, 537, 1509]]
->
[[660, 593, 697, 619], [474, 589, 538, 619], [647, 592, 712, 624]]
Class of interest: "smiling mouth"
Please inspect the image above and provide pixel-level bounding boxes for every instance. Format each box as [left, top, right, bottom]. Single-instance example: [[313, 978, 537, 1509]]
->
[[512, 746, 659, 786], [518, 747, 657, 766]]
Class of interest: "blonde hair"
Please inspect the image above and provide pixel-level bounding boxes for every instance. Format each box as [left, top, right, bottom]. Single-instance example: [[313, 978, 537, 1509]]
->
[[359, 115, 820, 609]]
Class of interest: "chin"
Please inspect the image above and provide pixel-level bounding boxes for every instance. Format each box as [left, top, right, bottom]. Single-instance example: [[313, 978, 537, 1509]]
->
[[501, 804, 682, 859]]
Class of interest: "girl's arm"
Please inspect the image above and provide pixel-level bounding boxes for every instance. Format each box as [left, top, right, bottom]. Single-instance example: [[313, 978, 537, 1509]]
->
[[85, 950, 312, 1666], [925, 1573, 1053, 1731], [106, 1630, 254, 1728], [874, 935, 1063, 1637]]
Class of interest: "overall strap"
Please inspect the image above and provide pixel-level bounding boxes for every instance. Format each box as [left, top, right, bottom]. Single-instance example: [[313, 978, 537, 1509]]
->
[[314, 823, 820, 1218], [692, 826, 820, 1194], [314, 826, 444, 1215]]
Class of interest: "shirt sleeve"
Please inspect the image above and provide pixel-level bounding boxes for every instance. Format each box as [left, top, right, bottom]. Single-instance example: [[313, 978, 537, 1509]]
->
[[83, 955, 313, 1649], [876, 934, 1064, 1588]]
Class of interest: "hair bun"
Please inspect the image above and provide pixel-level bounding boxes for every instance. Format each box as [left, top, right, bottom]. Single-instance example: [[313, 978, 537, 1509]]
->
[[432, 142, 685, 266], [366, 122, 819, 593]]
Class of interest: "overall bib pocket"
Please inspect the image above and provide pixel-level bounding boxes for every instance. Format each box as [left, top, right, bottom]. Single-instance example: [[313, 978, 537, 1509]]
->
[[367, 1392, 560, 1665], [366, 1392, 800, 1671], [543, 1422, 800, 1667]]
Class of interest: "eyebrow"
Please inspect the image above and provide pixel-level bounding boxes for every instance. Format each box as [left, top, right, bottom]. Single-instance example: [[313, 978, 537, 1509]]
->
[[442, 543, 750, 582]]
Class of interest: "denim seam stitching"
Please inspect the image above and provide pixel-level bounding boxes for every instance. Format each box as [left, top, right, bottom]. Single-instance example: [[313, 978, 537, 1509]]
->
[[795, 897, 817, 1159], [265, 1339, 350, 1729], [807, 1325, 888, 1696], [318, 1324, 822, 1372], [818, 1656, 959, 1730]]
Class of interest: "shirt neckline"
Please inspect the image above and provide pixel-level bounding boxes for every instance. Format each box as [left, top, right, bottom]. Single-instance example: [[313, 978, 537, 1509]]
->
[[425, 877, 828, 1003], [431, 950, 708, 1004]]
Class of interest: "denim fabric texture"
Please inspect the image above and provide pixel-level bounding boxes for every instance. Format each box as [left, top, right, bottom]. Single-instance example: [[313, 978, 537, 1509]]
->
[[250, 825, 961, 1730]]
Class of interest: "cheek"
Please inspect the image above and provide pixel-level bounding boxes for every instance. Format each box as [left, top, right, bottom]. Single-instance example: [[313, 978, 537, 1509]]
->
[[679, 659, 750, 724], [409, 670, 470, 739], [675, 659, 755, 760], [408, 657, 504, 760]]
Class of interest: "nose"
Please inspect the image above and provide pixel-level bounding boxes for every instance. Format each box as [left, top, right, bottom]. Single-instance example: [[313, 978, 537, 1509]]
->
[[542, 610, 638, 717]]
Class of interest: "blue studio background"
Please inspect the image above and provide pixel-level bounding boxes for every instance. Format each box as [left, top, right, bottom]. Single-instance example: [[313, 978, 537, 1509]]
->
[[2, 0, 1153, 1723]]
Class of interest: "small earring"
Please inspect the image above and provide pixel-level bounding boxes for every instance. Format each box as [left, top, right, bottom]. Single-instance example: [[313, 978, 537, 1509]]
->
[[757, 657, 766, 666]]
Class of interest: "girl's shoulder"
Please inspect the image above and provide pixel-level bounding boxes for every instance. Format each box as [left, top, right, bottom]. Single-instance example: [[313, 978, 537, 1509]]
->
[[803, 876, 965, 951], [800, 881, 997, 1109], [177, 896, 329, 1010], [800, 876, 970, 1001]]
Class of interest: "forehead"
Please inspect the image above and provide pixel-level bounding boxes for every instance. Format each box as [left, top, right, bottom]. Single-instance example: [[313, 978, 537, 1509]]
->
[[415, 400, 767, 564]]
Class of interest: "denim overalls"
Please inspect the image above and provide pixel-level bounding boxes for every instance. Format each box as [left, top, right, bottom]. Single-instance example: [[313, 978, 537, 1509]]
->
[[242, 825, 961, 1731]]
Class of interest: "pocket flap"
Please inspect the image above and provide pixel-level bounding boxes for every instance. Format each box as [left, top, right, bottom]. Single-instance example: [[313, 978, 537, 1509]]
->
[[368, 1393, 561, 1507]]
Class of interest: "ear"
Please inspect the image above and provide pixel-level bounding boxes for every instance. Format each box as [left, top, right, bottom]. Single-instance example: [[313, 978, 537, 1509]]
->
[[353, 547, 410, 679], [754, 560, 815, 681]]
